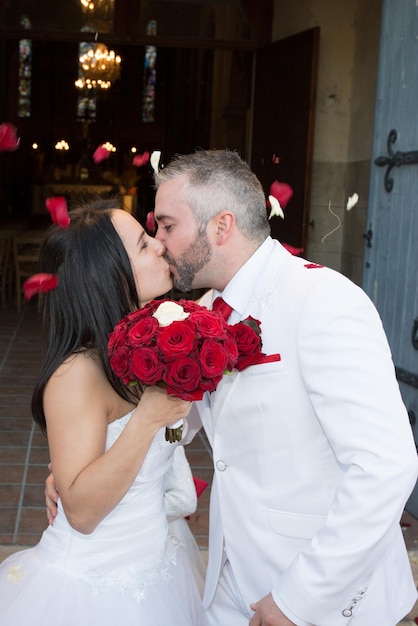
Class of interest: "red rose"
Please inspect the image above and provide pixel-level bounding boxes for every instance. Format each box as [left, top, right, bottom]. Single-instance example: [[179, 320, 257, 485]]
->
[[232, 322, 262, 355], [241, 316, 262, 337], [108, 299, 279, 407], [177, 299, 203, 314], [108, 320, 129, 353], [220, 335, 239, 370], [109, 346, 132, 383], [163, 357, 202, 398], [131, 347, 164, 385], [148, 298, 170, 313], [128, 316, 159, 347], [157, 319, 196, 359], [128, 300, 164, 324], [126, 309, 150, 325], [199, 338, 229, 378], [199, 373, 223, 392], [189, 309, 228, 340]]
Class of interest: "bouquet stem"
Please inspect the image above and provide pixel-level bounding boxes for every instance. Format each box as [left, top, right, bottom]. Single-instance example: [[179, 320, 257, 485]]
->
[[165, 419, 184, 443]]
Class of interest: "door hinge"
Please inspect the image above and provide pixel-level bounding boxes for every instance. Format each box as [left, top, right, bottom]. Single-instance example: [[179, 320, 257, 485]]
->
[[363, 224, 373, 248]]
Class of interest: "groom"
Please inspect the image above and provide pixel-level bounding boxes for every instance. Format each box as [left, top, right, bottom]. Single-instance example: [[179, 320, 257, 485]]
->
[[152, 149, 417, 626]]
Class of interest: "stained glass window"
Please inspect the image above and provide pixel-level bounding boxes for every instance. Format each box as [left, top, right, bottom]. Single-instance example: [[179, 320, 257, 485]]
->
[[142, 20, 157, 123], [18, 15, 32, 118]]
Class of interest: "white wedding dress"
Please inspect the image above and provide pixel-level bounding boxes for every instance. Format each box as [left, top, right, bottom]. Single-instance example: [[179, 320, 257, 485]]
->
[[0, 411, 205, 625]]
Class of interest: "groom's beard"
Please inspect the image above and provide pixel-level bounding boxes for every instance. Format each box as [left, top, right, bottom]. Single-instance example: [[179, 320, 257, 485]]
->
[[165, 231, 212, 293]]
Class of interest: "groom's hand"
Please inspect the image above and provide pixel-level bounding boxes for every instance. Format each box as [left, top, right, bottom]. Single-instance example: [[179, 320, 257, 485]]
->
[[249, 593, 296, 626]]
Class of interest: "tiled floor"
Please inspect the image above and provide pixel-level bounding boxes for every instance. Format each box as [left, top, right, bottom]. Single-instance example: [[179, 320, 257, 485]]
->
[[0, 299, 212, 548], [2, 299, 418, 624]]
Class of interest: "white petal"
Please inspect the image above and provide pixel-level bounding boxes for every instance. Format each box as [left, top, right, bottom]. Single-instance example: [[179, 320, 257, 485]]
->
[[346, 193, 359, 211], [150, 150, 161, 174], [7, 564, 26, 583], [268, 195, 284, 219]]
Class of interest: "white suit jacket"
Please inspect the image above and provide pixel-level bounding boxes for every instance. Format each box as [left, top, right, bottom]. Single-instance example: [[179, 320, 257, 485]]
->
[[190, 237, 418, 626]]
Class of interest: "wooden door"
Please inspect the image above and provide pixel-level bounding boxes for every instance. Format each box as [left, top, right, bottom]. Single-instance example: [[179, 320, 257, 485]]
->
[[363, 0, 418, 514], [251, 27, 319, 252]]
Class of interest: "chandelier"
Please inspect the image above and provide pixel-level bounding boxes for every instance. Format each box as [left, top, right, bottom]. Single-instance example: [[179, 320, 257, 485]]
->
[[80, 0, 113, 12], [75, 43, 121, 90]]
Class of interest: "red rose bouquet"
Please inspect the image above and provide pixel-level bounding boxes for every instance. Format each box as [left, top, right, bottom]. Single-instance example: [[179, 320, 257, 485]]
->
[[108, 298, 280, 442]]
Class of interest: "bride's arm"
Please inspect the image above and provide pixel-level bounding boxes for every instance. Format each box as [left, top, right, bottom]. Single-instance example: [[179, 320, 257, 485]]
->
[[44, 352, 190, 534]]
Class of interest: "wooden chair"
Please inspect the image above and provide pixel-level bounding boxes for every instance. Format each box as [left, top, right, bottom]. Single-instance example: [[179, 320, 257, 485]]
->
[[13, 231, 43, 312]]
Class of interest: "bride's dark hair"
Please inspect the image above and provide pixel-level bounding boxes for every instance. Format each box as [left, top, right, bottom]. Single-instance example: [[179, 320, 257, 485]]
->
[[31, 197, 141, 433]]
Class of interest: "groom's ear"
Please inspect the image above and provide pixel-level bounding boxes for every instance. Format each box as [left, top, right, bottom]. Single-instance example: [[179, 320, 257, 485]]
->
[[212, 210, 235, 245]]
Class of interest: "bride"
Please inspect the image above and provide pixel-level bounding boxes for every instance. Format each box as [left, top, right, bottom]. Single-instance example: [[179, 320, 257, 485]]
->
[[0, 198, 205, 625]]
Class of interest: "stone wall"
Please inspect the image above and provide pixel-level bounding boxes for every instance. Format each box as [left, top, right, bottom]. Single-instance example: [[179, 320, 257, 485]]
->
[[272, 0, 382, 284]]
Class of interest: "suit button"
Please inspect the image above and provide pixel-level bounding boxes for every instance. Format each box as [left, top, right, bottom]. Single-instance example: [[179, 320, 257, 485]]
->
[[216, 460, 227, 471]]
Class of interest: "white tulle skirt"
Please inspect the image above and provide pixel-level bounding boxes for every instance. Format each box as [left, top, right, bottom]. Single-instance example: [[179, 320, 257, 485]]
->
[[0, 536, 204, 626]]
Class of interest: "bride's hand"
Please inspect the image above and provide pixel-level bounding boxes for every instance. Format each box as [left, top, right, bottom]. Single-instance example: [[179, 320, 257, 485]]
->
[[138, 386, 193, 429]]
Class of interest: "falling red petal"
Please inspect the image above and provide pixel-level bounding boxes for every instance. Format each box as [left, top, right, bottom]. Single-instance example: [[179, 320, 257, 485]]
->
[[45, 196, 70, 228], [0, 122, 19, 151], [132, 151, 150, 167], [93, 144, 111, 164], [146, 211, 156, 233], [270, 180, 293, 209], [193, 476, 209, 499], [23, 273, 58, 301]]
